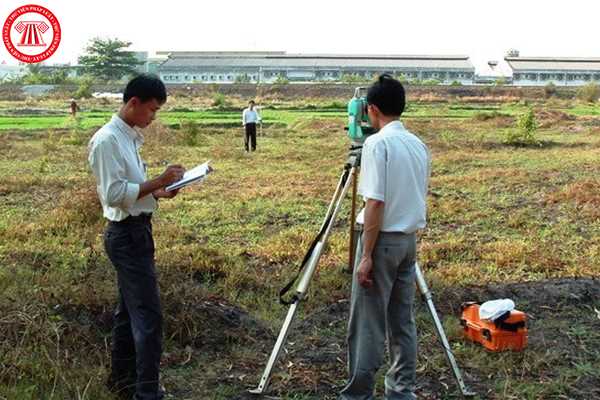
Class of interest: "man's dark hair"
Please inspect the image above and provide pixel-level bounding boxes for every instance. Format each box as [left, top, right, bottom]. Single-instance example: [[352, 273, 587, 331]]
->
[[123, 74, 167, 104], [366, 74, 406, 117]]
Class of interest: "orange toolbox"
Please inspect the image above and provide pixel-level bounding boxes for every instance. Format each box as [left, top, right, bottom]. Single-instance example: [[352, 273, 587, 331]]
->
[[460, 302, 528, 352]]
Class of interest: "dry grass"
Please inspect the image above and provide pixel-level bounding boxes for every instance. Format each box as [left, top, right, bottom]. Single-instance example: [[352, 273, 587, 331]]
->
[[545, 179, 600, 218], [1, 96, 600, 399]]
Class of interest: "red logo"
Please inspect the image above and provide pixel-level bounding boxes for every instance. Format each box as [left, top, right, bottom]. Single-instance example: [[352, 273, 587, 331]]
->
[[3, 4, 61, 63]]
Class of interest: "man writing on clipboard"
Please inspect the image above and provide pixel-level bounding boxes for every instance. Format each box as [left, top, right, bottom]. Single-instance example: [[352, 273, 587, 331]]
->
[[88, 74, 188, 400]]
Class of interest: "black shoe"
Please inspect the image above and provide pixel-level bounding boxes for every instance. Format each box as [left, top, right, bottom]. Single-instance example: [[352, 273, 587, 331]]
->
[[107, 376, 136, 399]]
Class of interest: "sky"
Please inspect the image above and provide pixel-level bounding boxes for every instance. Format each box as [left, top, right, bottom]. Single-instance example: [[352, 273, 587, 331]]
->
[[1, 0, 599, 73]]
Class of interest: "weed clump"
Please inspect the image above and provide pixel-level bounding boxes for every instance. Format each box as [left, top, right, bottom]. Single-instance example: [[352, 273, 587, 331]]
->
[[504, 107, 540, 146]]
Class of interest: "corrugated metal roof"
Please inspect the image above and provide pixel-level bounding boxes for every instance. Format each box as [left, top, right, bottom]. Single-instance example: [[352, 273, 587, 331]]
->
[[160, 53, 474, 70], [506, 57, 600, 72], [156, 51, 286, 57]]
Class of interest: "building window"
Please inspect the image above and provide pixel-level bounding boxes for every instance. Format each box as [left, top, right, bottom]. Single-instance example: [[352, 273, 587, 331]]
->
[[202, 76, 207, 80], [227, 75, 232, 80]]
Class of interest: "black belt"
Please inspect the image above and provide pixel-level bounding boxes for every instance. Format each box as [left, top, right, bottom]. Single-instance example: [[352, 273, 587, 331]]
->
[[109, 213, 152, 225]]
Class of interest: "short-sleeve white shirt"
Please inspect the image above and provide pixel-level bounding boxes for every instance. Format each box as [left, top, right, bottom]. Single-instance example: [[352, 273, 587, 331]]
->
[[242, 107, 260, 125], [356, 120, 430, 233]]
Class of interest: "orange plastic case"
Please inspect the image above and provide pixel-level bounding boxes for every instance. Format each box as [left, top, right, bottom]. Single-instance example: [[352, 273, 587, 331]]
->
[[460, 303, 528, 352]]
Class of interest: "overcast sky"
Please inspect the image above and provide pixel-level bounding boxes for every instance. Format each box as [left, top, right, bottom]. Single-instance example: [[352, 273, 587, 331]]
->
[[1, 0, 598, 72]]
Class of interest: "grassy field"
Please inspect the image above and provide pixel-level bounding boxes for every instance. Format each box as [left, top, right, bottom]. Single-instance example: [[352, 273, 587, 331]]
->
[[0, 93, 599, 399]]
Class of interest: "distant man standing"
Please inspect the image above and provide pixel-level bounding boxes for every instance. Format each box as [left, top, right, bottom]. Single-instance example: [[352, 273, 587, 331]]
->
[[70, 99, 80, 117], [88, 74, 185, 400], [242, 100, 261, 152], [340, 74, 431, 400]]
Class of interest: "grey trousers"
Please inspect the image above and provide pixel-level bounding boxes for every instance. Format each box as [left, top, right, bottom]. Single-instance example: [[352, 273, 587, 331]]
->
[[340, 232, 418, 400]]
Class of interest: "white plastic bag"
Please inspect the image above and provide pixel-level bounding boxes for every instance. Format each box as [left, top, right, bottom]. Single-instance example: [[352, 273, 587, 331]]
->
[[479, 299, 515, 321]]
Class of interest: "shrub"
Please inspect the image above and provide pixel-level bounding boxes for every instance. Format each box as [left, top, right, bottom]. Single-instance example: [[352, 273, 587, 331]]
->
[[450, 80, 462, 86], [63, 115, 86, 145], [73, 76, 93, 99], [211, 92, 229, 108], [274, 76, 289, 85], [504, 108, 539, 145], [340, 74, 369, 84], [180, 119, 200, 146], [474, 111, 505, 121], [576, 82, 600, 103], [235, 74, 251, 83], [544, 82, 557, 98], [422, 79, 441, 86], [325, 100, 346, 109]]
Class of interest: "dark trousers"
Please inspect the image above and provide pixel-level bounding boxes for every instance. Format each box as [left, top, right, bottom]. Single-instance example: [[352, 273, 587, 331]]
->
[[245, 122, 257, 151], [104, 216, 163, 400]]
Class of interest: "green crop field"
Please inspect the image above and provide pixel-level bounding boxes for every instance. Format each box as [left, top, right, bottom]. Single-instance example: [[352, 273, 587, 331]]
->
[[1, 92, 599, 399]]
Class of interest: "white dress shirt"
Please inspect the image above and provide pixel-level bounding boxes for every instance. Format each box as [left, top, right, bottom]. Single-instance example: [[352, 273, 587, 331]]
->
[[88, 115, 157, 221], [242, 107, 261, 125], [356, 120, 431, 233]]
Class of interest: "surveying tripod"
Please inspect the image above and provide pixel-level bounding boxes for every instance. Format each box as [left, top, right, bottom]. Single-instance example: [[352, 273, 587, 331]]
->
[[250, 144, 476, 398]]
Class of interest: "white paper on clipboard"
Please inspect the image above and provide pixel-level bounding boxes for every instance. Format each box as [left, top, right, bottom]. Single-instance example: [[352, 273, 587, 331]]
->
[[165, 160, 212, 192]]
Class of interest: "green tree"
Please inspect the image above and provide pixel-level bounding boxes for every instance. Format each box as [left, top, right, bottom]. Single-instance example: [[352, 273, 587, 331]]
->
[[21, 64, 71, 84], [78, 38, 142, 81]]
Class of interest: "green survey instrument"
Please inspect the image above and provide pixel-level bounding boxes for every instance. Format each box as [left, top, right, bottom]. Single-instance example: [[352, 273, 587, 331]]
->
[[346, 87, 377, 142], [250, 87, 476, 399]]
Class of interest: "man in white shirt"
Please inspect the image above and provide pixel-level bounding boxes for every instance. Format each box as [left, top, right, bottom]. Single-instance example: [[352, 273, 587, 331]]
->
[[242, 100, 261, 152], [340, 75, 431, 400], [88, 74, 185, 400]]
